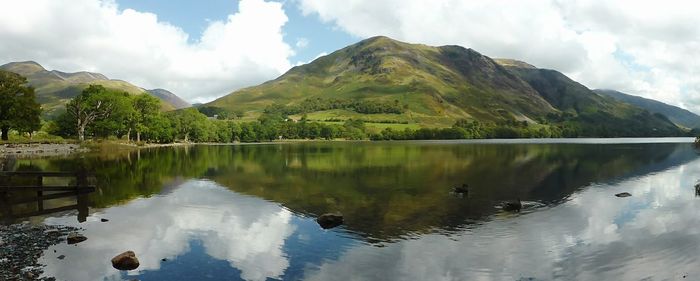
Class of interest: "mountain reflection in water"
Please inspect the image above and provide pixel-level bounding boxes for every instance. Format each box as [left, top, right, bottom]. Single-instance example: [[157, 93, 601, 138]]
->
[[3, 140, 699, 280]]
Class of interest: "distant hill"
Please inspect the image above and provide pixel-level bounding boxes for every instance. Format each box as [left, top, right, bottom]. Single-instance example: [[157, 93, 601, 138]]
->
[[595, 89, 700, 129], [0, 61, 188, 117], [146, 89, 191, 109], [206, 36, 683, 137], [494, 60, 682, 136]]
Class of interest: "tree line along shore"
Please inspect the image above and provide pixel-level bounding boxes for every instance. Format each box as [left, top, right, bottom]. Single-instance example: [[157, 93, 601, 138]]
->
[[0, 70, 693, 146]]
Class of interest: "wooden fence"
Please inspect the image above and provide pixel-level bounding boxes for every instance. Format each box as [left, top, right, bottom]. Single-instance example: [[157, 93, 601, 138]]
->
[[0, 171, 95, 223]]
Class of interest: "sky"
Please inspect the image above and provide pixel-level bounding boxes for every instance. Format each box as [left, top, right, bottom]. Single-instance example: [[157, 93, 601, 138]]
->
[[0, 0, 698, 112]]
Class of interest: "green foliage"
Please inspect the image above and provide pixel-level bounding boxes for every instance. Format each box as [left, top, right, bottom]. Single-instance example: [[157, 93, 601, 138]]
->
[[264, 98, 406, 116], [141, 114, 175, 143], [169, 108, 210, 142], [90, 91, 134, 139], [53, 85, 176, 143], [371, 119, 571, 140], [131, 94, 161, 141], [0, 70, 42, 140], [65, 85, 132, 141]]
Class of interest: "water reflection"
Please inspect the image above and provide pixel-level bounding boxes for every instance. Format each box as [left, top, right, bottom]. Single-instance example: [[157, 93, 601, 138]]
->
[[41, 181, 295, 281], [0, 169, 93, 225], [304, 160, 700, 280], [4, 140, 700, 280]]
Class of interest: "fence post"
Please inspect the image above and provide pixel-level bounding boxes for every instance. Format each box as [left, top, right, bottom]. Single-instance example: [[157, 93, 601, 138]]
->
[[76, 168, 89, 223], [36, 175, 43, 211], [0, 173, 10, 222], [77, 169, 88, 189]]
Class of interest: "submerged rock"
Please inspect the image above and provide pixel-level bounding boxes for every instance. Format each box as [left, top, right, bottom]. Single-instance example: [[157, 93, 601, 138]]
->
[[502, 199, 522, 212], [66, 232, 87, 244], [452, 184, 468, 194], [111, 251, 140, 271], [317, 213, 344, 229], [615, 192, 632, 198]]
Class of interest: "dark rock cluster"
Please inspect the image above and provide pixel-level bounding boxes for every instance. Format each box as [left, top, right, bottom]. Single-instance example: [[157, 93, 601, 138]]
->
[[0, 223, 78, 281]]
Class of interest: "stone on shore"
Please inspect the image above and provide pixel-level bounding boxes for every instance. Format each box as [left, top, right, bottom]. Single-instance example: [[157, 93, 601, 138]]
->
[[111, 251, 140, 271], [0, 224, 77, 280]]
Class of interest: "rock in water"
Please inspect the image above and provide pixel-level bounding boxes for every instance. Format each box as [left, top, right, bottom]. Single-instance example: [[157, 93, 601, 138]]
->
[[111, 251, 140, 271], [502, 199, 522, 212], [100, 218, 109, 222], [615, 192, 632, 198], [317, 213, 344, 229], [66, 233, 87, 244]]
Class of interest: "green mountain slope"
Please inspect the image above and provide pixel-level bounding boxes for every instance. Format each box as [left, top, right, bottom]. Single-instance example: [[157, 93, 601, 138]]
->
[[496, 60, 683, 136], [594, 89, 700, 129], [208, 36, 682, 137], [209, 36, 555, 126], [0, 61, 185, 117]]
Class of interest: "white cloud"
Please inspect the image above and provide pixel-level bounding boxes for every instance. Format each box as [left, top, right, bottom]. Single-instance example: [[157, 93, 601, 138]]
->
[[298, 0, 700, 113], [0, 0, 293, 103]]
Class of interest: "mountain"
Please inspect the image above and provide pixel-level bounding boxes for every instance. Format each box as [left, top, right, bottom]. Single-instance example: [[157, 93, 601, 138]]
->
[[594, 89, 700, 129], [208, 36, 555, 126], [0, 61, 187, 117], [494, 59, 682, 136], [207, 36, 682, 137], [146, 89, 191, 109]]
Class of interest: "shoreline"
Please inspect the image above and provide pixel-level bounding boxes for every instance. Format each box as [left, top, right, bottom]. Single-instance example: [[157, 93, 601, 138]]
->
[[0, 223, 79, 281], [1, 136, 694, 157], [0, 143, 88, 158]]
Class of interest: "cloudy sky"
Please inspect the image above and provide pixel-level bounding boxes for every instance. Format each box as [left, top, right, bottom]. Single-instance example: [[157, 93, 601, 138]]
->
[[0, 0, 698, 111]]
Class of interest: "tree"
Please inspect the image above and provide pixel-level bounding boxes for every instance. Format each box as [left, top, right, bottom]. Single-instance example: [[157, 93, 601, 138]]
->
[[90, 91, 133, 139], [0, 71, 41, 140], [66, 85, 122, 141], [131, 94, 161, 142], [171, 108, 208, 142], [142, 114, 174, 143], [13, 86, 42, 139]]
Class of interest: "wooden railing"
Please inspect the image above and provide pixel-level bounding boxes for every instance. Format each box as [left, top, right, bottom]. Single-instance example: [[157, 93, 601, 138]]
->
[[0, 171, 95, 223]]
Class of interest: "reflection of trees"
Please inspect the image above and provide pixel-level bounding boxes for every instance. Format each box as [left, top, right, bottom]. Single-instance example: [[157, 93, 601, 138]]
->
[[11, 142, 697, 242], [208, 143, 696, 241]]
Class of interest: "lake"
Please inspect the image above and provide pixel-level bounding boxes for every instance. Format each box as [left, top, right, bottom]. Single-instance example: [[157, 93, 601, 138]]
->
[[2, 138, 700, 280]]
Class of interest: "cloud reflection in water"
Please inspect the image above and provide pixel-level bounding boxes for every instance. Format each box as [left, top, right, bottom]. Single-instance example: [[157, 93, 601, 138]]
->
[[305, 159, 700, 281], [33, 145, 700, 281], [41, 180, 295, 281]]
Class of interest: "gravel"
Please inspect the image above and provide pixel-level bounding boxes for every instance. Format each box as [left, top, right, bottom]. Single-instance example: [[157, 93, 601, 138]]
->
[[0, 223, 79, 281], [0, 144, 88, 158]]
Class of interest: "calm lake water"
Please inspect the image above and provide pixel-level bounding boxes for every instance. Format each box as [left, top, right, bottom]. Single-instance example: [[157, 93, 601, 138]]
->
[[3, 138, 700, 280]]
